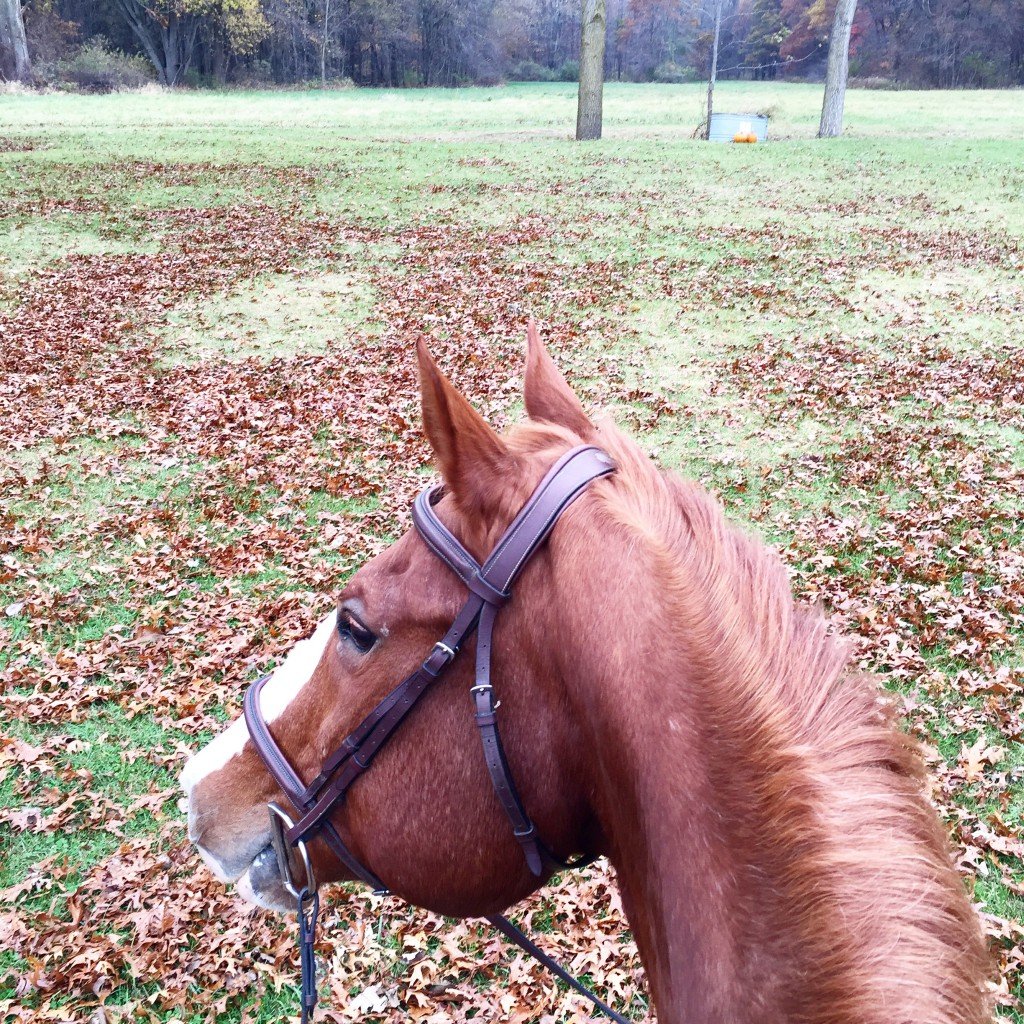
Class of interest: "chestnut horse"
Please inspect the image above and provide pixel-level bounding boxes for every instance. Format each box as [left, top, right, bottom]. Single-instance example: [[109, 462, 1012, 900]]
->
[[181, 329, 989, 1023]]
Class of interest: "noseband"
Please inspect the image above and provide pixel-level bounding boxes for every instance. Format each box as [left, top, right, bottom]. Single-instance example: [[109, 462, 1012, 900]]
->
[[243, 445, 627, 1022]]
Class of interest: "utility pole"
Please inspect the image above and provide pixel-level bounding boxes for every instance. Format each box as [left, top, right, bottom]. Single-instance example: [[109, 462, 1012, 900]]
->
[[321, 0, 331, 84]]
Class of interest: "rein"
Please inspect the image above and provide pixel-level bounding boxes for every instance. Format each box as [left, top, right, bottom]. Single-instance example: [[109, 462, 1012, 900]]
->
[[243, 445, 630, 1022]]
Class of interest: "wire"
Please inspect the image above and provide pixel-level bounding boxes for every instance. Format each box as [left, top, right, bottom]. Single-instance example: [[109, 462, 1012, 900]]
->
[[714, 42, 824, 77]]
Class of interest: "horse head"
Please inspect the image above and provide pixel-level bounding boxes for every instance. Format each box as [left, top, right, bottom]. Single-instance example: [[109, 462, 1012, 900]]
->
[[180, 326, 608, 918], [180, 327, 989, 1024]]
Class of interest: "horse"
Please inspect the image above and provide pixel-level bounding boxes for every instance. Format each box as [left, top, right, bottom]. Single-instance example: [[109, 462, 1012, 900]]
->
[[180, 326, 990, 1024]]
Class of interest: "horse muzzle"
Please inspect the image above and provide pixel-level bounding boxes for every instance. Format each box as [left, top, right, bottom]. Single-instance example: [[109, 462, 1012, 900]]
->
[[236, 842, 296, 913], [182, 783, 292, 911]]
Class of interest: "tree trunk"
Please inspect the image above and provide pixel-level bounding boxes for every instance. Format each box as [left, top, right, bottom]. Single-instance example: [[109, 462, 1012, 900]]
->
[[704, 0, 722, 140], [164, 15, 180, 86], [117, 0, 168, 84], [115, 0, 199, 86], [0, 0, 31, 82], [818, 0, 858, 137], [210, 33, 227, 84], [321, 0, 330, 84], [575, 0, 606, 141]]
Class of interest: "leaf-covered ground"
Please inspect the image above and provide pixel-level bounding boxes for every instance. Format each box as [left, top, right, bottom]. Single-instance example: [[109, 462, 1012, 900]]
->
[[1, 83, 1022, 1022]]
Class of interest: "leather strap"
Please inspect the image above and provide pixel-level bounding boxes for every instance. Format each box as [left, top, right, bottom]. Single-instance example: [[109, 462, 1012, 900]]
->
[[479, 445, 615, 594], [245, 675, 388, 891], [244, 675, 308, 809], [284, 593, 485, 846], [298, 888, 320, 1023], [486, 913, 631, 1024], [242, 444, 626, 1023], [413, 487, 510, 607], [473, 599, 546, 876]]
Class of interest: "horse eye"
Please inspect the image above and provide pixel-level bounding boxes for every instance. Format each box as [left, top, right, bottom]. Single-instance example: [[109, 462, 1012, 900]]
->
[[337, 610, 376, 654]]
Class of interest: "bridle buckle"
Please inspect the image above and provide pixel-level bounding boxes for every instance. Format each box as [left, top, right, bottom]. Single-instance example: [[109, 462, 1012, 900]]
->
[[423, 640, 456, 677], [268, 802, 317, 900], [433, 640, 455, 662]]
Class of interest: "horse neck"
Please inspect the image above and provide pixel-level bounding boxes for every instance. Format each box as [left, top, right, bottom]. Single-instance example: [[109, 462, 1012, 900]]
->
[[558, 592, 758, 1023], [549, 468, 986, 1024]]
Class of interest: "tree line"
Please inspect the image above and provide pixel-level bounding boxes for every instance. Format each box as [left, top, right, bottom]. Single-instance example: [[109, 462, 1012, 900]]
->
[[2, 0, 1022, 90]]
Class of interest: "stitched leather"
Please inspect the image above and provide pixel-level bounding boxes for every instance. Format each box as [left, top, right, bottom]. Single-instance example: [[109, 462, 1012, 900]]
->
[[244, 677, 387, 890], [480, 446, 615, 593], [249, 445, 613, 872], [242, 444, 620, 1022]]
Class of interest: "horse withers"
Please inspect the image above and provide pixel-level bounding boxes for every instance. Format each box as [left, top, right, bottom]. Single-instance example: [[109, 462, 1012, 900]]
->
[[181, 326, 990, 1024]]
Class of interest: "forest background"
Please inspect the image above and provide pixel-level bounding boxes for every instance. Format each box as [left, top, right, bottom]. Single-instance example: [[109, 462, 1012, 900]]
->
[[5, 0, 1024, 94]]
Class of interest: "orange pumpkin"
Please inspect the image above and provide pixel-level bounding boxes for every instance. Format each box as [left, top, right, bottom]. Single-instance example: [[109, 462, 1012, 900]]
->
[[733, 131, 746, 143], [747, 132, 758, 143]]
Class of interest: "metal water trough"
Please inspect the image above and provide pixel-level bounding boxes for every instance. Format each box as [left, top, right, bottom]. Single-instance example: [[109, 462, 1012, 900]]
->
[[709, 112, 769, 143]]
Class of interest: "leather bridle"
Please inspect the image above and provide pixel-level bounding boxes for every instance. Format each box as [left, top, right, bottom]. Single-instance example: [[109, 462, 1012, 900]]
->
[[243, 445, 630, 1022]]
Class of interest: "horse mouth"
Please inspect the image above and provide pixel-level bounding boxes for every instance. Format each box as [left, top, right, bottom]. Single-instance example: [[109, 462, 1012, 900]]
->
[[235, 844, 294, 913]]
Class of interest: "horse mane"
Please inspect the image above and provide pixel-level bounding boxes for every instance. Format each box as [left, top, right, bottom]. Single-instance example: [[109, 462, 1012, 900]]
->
[[504, 416, 990, 1024]]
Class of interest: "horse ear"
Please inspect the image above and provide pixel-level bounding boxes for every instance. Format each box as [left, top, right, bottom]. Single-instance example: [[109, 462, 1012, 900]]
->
[[417, 338, 511, 511], [524, 321, 593, 438]]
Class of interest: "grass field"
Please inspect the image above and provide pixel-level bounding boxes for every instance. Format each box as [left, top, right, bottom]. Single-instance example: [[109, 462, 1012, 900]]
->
[[1, 81, 1022, 1022]]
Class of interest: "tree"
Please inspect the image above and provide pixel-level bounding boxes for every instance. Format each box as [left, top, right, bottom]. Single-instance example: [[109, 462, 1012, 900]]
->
[[616, 0, 691, 80], [319, 0, 330, 82], [114, 0, 266, 86], [818, 0, 858, 136], [575, 0, 605, 140], [0, 0, 31, 81], [704, 0, 721, 139], [115, 0, 198, 84], [744, 0, 788, 78]]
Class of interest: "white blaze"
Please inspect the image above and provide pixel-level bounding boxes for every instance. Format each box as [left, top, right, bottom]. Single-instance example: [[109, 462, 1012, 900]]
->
[[179, 610, 338, 796]]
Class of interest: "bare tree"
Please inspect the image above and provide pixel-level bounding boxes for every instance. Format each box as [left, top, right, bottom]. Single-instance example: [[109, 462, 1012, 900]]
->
[[321, 0, 331, 82], [115, 0, 201, 85], [704, 0, 722, 139], [818, 0, 858, 137], [575, 0, 605, 140], [0, 0, 31, 81]]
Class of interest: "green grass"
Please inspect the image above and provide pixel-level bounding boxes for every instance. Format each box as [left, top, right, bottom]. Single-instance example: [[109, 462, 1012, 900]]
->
[[158, 267, 378, 365], [1, 81, 1021, 1021], [1, 705, 186, 915]]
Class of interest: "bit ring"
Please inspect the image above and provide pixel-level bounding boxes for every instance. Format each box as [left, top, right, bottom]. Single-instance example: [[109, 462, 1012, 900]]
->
[[267, 802, 317, 900]]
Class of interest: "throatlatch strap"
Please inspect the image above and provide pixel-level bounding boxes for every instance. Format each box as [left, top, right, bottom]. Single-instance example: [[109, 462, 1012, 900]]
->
[[473, 600, 546, 876]]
